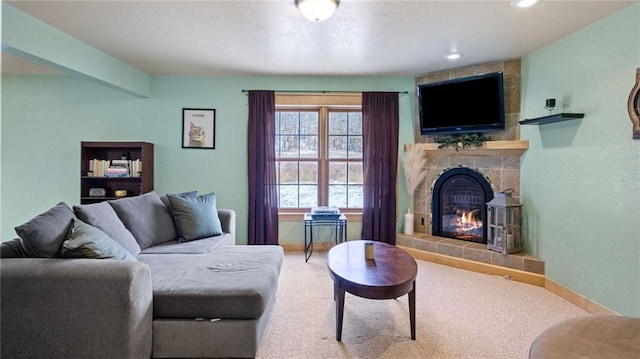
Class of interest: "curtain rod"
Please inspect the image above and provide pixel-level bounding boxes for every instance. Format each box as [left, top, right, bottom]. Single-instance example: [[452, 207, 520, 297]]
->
[[241, 89, 409, 94]]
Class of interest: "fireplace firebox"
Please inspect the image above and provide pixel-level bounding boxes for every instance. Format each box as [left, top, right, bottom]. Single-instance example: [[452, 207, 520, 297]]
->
[[432, 167, 494, 243]]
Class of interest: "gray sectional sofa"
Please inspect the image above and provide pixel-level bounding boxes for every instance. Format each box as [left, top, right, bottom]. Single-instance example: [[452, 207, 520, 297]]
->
[[1, 191, 284, 359]]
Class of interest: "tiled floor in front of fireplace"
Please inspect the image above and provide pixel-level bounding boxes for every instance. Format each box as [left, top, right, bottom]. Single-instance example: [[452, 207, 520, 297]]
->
[[396, 233, 545, 275]]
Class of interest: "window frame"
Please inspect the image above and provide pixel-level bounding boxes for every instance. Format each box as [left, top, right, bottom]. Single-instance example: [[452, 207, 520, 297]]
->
[[275, 93, 363, 219]]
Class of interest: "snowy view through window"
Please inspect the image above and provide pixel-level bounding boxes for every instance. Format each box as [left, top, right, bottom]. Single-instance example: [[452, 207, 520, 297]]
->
[[276, 110, 363, 209]]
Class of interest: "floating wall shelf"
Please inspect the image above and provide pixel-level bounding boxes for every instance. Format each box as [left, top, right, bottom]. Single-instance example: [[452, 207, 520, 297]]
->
[[519, 113, 585, 125]]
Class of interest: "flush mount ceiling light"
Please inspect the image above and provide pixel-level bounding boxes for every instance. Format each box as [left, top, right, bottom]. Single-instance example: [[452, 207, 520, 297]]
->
[[444, 52, 463, 60], [510, 0, 541, 8], [295, 0, 340, 22]]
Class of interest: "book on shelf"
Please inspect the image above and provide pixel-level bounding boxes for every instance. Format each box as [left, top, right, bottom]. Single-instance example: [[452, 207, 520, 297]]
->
[[88, 159, 142, 177]]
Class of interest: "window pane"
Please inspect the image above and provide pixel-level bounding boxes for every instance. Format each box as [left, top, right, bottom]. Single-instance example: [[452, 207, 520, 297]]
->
[[328, 162, 347, 184], [299, 162, 318, 184], [300, 113, 318, 135], [347, 185, 363, 207], [279, 136, 299, 158], [348, 162, 363, 183], [279, 112, 299, 135], [329, 113, 347, 134], [328, 135, 347, 159], [348, 136, 362, 158], [299, 135, 318, 158], [328, 185, 347, 208], [348, 113, 362, 135], [299, 185, 317, 208], [278, 185, 298, 208], [277, 162, 298, 184]]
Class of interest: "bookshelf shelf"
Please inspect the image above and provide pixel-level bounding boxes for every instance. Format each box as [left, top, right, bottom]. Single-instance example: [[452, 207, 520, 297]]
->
[[80, 142, 154, 204]]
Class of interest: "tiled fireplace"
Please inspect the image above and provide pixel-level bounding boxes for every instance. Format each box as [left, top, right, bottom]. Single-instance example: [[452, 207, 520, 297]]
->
[[394, 150, 545, 275], [395, 58, 545, 276]]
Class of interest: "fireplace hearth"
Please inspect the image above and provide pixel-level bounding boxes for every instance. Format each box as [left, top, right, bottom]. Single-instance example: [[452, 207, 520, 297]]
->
[[432, 167, 494, 244]]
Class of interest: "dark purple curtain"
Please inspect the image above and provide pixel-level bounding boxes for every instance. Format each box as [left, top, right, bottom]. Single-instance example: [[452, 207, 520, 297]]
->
[[361, 92, 399, 244], [247, 90, 279, 245]]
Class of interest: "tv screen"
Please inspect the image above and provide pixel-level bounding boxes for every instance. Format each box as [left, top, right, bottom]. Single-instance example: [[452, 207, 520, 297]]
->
[[418, 72, 505, 135]]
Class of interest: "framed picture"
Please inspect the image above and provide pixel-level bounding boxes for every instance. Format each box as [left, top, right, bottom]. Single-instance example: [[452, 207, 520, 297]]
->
[[182, 108, 216, 149]]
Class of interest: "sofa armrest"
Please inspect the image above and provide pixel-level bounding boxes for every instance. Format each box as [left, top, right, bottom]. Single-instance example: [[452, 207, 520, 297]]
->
[[218, 208, 236, 241], [1, 258, 153, 359]]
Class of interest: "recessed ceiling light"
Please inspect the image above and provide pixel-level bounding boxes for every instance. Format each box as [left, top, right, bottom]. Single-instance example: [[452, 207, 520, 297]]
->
[[444, 53, 463, 60], [510, 0, 541, 8]]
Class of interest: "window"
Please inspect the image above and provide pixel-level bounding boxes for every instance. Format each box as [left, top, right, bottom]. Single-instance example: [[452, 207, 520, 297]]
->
[[275, 94, 363, 211]]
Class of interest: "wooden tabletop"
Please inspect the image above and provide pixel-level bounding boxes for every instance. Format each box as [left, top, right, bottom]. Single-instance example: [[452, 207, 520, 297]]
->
[[327, 240, 417, 299]]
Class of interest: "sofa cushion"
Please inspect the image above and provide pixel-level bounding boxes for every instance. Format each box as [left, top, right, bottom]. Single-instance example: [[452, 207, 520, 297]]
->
[[0, 238, 29, 258], [137, 233, 234, 255], [14, 202, 76, 258], [109, 192, 177, 249], [168, 192, 223, 242], [61, 219, 137, 261], [73, 202, 141, 256], [138, 245, 284, 319]]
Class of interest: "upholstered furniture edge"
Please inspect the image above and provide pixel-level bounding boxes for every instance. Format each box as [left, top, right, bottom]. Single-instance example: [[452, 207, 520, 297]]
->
[[217, 208, 236, 241], [0, 258, 153, 359]]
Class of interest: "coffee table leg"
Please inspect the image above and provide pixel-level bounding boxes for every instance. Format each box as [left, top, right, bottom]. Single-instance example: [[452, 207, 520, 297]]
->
[[334, 280, 345, 341], [409, 280, 416, 340]]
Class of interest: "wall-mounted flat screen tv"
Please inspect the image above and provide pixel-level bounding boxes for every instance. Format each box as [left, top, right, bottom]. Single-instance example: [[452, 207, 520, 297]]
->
[[418, 72, 505, 135]]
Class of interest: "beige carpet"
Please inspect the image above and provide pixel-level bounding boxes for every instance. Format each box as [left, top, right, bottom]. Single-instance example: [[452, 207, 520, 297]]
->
[[256, 251, 590, 359]]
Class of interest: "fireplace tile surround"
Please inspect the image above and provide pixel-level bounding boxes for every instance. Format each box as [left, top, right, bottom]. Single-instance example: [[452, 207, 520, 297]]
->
[[400, 58, 545, 276], [396, 233, 545, 275]]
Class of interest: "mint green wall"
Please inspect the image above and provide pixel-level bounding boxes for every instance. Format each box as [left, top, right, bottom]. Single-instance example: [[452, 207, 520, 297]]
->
[[2, 3, 150, 97], [1, 75, 415, 244], [521, 4, 640, 316]]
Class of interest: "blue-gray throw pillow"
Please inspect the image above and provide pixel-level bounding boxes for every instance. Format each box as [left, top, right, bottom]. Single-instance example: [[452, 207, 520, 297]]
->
[[61, 219, 137, 261], [168, 192, 223, 242], [160, 190, 198, 210], [109, 192, 177, 249], [14, 202, 76, 258]]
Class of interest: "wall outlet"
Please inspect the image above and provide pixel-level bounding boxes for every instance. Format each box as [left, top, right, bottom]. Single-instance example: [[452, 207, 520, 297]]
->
[[414, 212, 428, 233]]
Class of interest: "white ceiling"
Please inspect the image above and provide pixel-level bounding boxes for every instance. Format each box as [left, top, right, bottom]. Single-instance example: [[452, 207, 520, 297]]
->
[[2, 0, 636, 77]]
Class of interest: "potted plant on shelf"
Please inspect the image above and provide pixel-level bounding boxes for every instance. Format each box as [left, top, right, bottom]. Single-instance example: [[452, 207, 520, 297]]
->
[[401, 144, 427, 235]]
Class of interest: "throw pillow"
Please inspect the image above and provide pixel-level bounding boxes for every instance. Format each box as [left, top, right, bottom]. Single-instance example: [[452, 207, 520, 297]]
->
[[14, 202, 76, 258], [61, 219, 137, 261], [168, 192, 223, 242], [159, 190, 198, 210], [73, 202, 142, 256], [0, 238, 29, 258], [109, 191, 177, 249]]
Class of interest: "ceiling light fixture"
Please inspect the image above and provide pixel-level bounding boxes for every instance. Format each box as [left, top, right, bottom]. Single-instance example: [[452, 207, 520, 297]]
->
[[510, 0, 541, 8], [295, 0, 340, 22], [444, 53, 463, 60]]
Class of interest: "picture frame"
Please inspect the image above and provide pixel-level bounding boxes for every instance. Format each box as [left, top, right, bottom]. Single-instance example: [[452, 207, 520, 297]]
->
[[182, 108, 216, 149], [628, 68, 640, 139]]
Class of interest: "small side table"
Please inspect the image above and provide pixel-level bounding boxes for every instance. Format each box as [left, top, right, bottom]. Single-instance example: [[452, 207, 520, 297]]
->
[[304, 213, 347, 262]]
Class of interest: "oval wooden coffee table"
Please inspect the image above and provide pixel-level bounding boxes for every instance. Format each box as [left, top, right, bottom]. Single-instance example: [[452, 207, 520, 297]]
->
[[326, 240, 418, 341]]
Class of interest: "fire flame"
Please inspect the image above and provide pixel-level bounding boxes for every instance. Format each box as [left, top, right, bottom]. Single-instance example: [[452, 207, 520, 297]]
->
[[456, 209, 481, 232]]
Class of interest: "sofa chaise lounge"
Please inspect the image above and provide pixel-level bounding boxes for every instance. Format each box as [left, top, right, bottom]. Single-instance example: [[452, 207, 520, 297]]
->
[[1, 191, 284, 358]]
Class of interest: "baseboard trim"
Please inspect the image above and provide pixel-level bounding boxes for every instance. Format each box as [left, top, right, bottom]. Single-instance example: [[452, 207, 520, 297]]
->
[[544, 278, 618, 315], [280, 243, 334, 253], [280, 242, 616, 315]]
